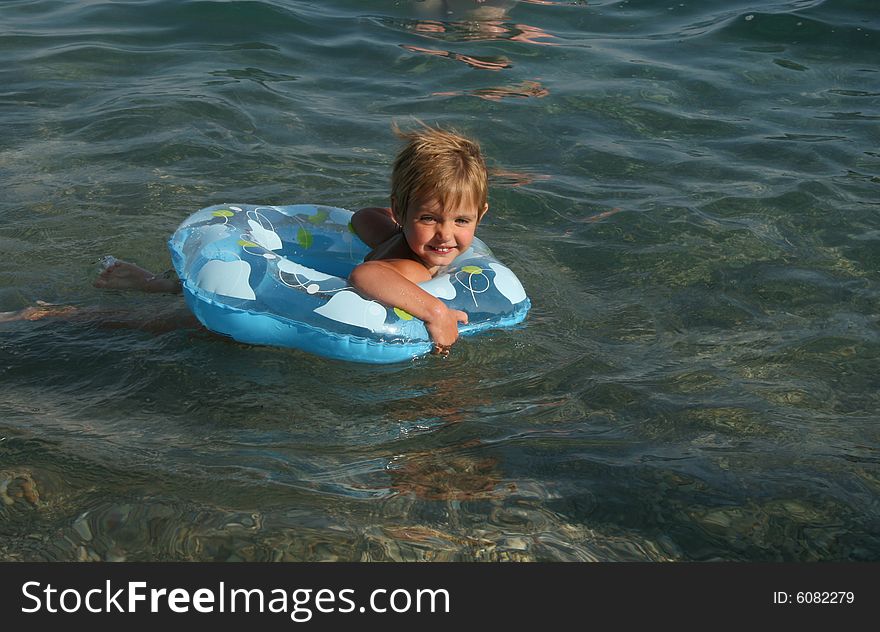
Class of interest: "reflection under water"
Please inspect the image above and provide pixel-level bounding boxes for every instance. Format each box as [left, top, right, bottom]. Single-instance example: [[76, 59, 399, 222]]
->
[[434, 79, 550, 101], [413, 0, 520, 21], [401, 44, 513, 70], [385, 444, 503, 502], [392, 11, 557, 114], [407, 18, 558, 45]]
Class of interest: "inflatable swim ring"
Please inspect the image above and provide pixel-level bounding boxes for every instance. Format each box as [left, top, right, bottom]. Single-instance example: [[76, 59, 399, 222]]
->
[[168, 203, 530, 363]]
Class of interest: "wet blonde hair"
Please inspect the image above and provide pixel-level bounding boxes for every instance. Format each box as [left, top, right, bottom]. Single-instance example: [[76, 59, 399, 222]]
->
[[390, 122, 488, 224]]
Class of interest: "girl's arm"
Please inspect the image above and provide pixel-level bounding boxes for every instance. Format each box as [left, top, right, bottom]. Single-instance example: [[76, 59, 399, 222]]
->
[[349, 259, 467, 349]]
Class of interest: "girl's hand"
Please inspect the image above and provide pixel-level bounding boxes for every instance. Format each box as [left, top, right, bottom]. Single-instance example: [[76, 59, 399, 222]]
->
[[425, 306, 468, 356]]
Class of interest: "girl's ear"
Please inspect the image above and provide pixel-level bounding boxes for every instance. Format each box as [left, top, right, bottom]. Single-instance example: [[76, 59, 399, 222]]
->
[[477, 202, 489, 222]]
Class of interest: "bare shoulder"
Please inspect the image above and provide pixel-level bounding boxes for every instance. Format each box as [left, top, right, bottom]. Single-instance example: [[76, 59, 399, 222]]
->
[[351, 206, 398, 248], [354, 206, 395, 220]]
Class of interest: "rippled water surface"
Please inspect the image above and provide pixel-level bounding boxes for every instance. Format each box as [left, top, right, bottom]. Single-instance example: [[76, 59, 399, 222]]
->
[[1, 0, 878, 561]]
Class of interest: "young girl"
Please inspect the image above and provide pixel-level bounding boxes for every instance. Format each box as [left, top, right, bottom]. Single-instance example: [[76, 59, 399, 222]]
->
[[4, 124, 491, 356], [349, 124, 489, 354]]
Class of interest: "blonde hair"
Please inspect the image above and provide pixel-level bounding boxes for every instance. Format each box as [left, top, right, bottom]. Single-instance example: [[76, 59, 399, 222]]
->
[[390, 122, 488, 224]]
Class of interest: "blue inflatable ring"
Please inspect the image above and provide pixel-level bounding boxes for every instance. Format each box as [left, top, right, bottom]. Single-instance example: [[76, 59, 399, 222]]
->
[[168, 204, 530, 363]]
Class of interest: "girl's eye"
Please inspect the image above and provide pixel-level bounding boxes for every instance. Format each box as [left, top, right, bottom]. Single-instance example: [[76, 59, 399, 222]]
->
[[419, 215, 435, 223], [456, 218, 471, 225]]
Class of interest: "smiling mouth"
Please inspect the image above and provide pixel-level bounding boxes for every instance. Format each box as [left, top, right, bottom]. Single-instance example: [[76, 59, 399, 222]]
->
[[427, 245, 454, 254]]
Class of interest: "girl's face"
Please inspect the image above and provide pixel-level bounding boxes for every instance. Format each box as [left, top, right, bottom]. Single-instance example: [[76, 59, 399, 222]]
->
[[401, 193, 487, 273]]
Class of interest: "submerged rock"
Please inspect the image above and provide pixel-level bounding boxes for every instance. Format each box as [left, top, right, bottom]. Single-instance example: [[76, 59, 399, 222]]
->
[[0, 470, 40, 508]]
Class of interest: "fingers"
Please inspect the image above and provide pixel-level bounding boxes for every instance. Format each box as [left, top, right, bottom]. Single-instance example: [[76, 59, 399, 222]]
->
[[426, 308, 470, 357], [431, 343, 452, 358]]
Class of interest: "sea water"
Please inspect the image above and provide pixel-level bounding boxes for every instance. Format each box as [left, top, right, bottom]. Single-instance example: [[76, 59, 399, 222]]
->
[[1, 0, 878, 561]]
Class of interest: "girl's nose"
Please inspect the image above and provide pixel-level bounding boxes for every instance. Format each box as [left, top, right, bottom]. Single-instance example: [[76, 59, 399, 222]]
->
[[436, 221, 453, 241]]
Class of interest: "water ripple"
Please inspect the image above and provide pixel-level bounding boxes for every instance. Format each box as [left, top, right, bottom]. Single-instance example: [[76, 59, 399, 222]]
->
[[1, 0, 878, 561]]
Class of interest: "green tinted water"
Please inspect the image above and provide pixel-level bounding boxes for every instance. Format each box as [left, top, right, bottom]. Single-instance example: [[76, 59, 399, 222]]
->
[[1, 0, 878, 561]]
